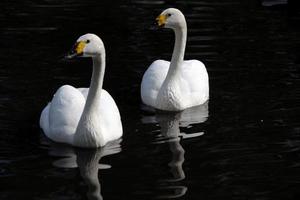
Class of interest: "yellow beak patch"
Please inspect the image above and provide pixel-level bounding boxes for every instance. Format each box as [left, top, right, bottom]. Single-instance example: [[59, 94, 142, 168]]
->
[[75, 41, 86, 54], [156, 14, 167, 27]]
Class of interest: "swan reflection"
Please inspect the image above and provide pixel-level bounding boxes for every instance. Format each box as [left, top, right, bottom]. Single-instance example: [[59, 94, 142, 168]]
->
[[47, 140, 121, 200], [142, 102, 208, 198]]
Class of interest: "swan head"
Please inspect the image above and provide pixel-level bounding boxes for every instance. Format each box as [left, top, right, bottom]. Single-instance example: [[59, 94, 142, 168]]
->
[[156, 8, 186, 30], [67, 33, 105, 58]]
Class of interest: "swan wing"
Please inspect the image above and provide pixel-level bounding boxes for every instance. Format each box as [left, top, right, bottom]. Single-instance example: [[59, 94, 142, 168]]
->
[[40, 103, 51, 134], [98, 89, 123, 144], [181, 60, 209, 106], [141, 60, 170, 107], [41, 85, 85, 144]]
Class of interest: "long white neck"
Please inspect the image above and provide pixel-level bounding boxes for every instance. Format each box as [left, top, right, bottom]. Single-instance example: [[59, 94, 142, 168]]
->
[[165, 23, 187, 80], [74, 52, 105, 147], [84, 53, 105, 116]]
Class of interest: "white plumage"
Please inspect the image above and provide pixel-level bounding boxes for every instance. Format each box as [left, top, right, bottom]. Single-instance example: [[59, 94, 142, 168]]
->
[[141, 8, 209, 111], [141, 59, 209, 111], [40, 34, 122, 148]]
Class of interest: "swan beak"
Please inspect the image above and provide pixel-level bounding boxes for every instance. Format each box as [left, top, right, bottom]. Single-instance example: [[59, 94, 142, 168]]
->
[[156, 14, 166, 27], [66, 41, 86, 59]]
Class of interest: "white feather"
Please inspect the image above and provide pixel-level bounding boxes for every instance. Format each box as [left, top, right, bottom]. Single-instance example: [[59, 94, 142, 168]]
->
[[40, 34, 122, 148], [141, 8, 209, 111], [141, 59, 209, 110]]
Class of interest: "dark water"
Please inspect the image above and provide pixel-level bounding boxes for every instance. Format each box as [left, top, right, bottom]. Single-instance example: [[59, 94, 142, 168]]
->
[[1, 0, 300, 199]]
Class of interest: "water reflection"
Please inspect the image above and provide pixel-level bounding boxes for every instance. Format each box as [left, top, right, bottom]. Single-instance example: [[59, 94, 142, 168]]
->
[[142, 103, 208, 198], [46, 141, 121, 200]]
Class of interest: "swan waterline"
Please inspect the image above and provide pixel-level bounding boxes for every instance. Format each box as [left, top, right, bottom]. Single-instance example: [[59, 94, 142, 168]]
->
[[40, 33, 123, 148], [141, 8, 209, 111]]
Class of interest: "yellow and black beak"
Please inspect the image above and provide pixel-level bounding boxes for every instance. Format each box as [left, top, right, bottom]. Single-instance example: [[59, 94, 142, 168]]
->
[[66, 41, 86, 59], [156, 14, 167, 27]]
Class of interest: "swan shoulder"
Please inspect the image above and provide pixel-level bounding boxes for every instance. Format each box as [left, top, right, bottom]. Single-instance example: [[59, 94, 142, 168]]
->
[[77, 87, 89, 99], [141, 60, 170, 107], [77, 87, 122, 123], [76, 87, 122, 135], [46, 85, 86, 144], [76, 87, 122, 142]]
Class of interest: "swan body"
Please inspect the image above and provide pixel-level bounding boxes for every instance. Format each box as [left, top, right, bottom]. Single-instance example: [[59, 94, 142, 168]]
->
[[40, 34, 122, 148], [141, 8, 209, 111], [141, 59, 208, 111]]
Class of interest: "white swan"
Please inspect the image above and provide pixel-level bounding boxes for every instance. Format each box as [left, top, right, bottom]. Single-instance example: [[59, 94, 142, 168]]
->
[[141, 8, 209, 111], [40, 33, 123, 148]]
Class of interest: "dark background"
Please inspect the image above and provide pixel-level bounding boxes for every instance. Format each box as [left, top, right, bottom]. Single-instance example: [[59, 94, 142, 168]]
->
[[1, 0, 300, 199]]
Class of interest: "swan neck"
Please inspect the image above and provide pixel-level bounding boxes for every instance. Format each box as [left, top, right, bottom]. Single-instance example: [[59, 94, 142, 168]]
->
[[74, 51, 106, 147], [168, 24, 187, 77], [84, 53, 105, 115]]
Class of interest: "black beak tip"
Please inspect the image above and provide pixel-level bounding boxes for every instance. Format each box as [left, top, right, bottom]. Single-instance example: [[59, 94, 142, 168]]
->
[[65, 53, 77, 59], [149, 21, 160, 30], [64, 48, 79, 59]]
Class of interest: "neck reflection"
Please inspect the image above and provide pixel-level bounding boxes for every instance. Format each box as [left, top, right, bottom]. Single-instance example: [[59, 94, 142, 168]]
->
[[48, 140, 121, 200], [143, 102, 208, 198]]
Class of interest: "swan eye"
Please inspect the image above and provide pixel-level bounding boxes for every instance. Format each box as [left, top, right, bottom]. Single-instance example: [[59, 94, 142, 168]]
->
[[86, 39, 90, 43]]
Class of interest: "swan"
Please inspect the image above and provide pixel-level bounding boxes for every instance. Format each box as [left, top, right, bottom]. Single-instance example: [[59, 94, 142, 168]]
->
[[40, 33, 123, 148], [141, 8, 209, 111]]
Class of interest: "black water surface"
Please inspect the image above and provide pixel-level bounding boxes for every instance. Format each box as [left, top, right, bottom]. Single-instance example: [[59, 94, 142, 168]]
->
[[1, 0, 300, 199]]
